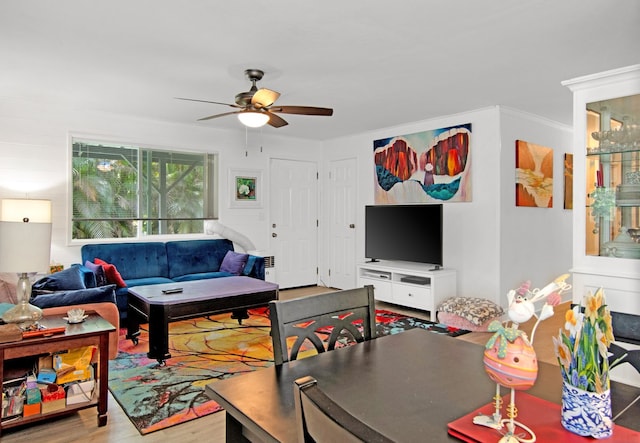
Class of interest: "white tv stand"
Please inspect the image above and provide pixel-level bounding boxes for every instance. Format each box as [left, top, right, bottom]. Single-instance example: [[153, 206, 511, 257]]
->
[[357, 261, 456, 321]]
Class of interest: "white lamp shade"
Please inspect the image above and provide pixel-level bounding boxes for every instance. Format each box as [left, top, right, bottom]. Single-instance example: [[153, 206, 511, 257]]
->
[[0, 199, 52, 273], [237, 111, 270, 128], [1, 199, 52, 223], [0, 221, 52, 273]]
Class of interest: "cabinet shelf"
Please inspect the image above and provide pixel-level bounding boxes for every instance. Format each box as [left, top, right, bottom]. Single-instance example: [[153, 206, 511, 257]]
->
[[587, 146, 640, 156], [1, 394, 98, 430]]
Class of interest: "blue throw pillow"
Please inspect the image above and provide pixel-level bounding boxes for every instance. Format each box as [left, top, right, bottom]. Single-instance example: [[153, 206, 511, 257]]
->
[[243, 255, 257, 276], [76, 265, 97, 288], [219, 250, 249, 275], [84, 260, 108, 286], [32, 266, 86, 292], [30, 285, 116, 309]]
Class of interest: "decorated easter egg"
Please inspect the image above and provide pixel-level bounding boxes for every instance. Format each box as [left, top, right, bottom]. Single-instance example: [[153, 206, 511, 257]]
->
[[483, 329, 538, 390]]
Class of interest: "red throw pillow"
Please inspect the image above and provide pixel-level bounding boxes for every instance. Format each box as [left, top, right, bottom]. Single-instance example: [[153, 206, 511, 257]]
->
[[94, 258, 127, 288]]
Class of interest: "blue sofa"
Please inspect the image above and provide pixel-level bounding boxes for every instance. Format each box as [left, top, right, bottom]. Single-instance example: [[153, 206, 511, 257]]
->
[[79, 239, 265, 320]]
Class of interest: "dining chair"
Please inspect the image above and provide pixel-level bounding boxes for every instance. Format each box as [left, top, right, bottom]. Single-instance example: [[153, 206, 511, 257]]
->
[[293, 375, 394, 443], [269, 285, 376, 365], [609, 311, 640, 421]]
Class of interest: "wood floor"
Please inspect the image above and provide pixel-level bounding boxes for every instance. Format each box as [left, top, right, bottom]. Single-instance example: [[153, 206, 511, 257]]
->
[[1, 286, 563, 443]]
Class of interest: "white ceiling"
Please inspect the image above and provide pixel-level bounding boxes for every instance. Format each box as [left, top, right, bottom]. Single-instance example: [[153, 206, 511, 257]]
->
[[2, 1, 639, 141]]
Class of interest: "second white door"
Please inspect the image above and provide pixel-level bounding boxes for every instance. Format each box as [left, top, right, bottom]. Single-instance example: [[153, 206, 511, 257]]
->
[[327, 157, 357, 289]]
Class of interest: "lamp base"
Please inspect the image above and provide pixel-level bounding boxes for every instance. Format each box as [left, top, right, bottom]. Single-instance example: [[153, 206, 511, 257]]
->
[[1, 302, 43, 326], [1, 272, 42, 326]]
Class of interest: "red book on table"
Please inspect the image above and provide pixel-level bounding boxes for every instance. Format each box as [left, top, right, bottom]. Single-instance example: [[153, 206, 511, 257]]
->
[[447, 392, 640, 442]]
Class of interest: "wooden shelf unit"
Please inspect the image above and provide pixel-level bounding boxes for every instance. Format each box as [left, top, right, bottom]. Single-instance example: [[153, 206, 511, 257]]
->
[[0, 313, 114, 435]]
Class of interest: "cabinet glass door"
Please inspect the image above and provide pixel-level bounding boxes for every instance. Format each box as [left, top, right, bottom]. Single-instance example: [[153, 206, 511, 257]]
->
[[585, 93, 640, 259]]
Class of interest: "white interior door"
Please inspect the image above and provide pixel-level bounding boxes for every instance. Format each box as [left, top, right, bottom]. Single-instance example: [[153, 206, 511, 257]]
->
[[327, 158, 357, 289], [269, 158, 318, 289]]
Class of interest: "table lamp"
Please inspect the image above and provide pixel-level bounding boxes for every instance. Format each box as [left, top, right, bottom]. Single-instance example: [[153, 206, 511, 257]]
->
[[0, 198, 52, 325]]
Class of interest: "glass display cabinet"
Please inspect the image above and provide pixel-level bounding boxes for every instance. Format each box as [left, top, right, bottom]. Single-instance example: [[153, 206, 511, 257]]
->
[[586, 94, 640, 259], [563, 65, 640, 323]]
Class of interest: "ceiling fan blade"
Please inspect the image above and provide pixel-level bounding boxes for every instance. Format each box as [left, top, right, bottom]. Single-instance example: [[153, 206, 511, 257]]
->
[[197, 110, 241, 121], [266, 111, 288, 128], [270, 105, 333, 116], [252, 88, 280, 108], [175, 97, 241, 108]]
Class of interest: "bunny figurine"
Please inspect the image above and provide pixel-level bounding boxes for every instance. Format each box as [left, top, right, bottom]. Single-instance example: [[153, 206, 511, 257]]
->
[[473, 274, 572, 442]]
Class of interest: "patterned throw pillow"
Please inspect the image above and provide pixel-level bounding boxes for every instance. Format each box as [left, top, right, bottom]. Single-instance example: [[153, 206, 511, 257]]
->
[[437, 297, 504, 326]]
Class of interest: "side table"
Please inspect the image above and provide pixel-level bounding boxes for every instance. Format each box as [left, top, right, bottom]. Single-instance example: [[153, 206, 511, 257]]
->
[[0, 313, 115, 436]]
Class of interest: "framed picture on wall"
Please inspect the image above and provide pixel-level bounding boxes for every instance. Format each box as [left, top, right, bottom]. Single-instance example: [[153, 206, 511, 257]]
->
[[229, 168, 262, 208], [564, 153, 573, 210], [372, 123, 473, 203], [515, 140, 554, 208]]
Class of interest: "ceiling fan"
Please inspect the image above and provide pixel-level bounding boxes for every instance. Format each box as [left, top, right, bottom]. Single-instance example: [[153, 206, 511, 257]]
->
[[176, 69, 333, 128]]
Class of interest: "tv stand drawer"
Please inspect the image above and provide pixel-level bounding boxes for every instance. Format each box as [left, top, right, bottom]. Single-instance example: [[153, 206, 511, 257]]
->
[[359, 277, 392, 303], [393, 284, 431, 310]]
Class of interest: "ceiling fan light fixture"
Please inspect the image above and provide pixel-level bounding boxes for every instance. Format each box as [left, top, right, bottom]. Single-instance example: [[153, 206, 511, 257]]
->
[[237, 111, 269, 128]]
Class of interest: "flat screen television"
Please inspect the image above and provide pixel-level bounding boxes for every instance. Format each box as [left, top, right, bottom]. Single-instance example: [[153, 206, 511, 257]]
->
[[365, 204, 443, 268]]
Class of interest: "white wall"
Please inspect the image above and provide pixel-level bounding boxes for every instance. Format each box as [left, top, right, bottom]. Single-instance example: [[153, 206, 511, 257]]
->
[[323, 107, 504, 302], [322, 106, 574, 306], [0, 98, 321, 268], [498, 108, 574, 302], [0, 97, 573, 307]]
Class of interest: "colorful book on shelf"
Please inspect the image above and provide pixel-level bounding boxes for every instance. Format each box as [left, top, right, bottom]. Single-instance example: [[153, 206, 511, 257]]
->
[[447, 392, 640, 443]]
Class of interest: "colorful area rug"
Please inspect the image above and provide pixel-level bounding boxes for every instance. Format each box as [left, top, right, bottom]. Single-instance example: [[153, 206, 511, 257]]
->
[[108, 307, 468, 434]]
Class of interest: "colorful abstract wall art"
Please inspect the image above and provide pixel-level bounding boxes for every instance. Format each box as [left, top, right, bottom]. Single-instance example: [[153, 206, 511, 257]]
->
[[515, 140, 553, 208], [564, 153, 573, 210], [373, 123, 472, 204]]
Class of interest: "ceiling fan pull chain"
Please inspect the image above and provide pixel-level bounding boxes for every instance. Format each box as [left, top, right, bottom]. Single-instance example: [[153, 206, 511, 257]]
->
[[260, 125, 264, 153]]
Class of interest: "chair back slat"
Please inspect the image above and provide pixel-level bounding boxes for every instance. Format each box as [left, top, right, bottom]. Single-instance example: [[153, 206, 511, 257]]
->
[[270, 286, 376, 365]]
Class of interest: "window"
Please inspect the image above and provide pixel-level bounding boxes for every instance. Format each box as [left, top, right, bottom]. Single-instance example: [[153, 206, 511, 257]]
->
[[72, 138, 217, 240]]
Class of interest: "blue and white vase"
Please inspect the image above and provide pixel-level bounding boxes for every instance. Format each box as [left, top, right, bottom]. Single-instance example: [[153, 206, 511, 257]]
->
[[561, 381, 612, 439]]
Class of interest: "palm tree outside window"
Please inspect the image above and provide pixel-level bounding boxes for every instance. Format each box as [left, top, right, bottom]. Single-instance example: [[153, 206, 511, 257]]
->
[[71, 139, 218, 240]]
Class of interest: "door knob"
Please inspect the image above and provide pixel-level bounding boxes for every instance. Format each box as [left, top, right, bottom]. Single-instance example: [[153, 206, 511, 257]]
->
[[349, 224, 355, 228], [272, 233, 277, 238]]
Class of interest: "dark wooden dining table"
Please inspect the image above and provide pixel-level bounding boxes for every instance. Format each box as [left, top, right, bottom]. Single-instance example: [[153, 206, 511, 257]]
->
[[205, 328, 640, 443]]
